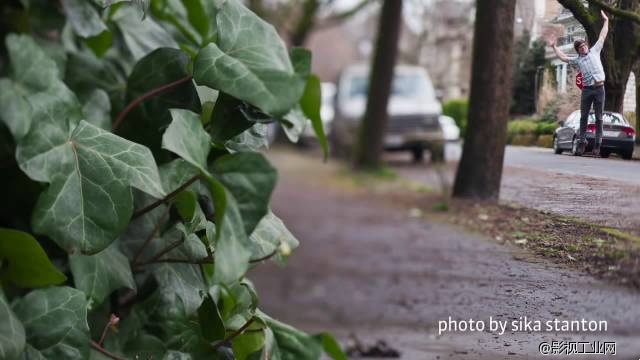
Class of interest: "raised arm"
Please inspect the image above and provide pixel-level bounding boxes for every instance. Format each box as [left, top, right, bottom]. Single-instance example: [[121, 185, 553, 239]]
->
[[598, 10, 609, 43], [547, 34, 573, 63]]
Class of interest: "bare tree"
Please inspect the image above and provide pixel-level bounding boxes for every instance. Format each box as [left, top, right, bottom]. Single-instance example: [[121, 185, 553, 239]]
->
[[248, 0, 374, 47], [353, 0, 403, 169], [452, 0, 516, 200]]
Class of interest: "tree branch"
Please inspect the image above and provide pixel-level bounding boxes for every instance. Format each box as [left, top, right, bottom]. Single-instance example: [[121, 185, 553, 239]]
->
[[557, 0, 598, 38], [586, 0, 640, 24], [211, 317, 256, 350], [249, 249, 277, 263], [316, 0, 374, 29], [133, 237, 186, 269], [112, 75, 194, 131], [132, 174, 202, 220]]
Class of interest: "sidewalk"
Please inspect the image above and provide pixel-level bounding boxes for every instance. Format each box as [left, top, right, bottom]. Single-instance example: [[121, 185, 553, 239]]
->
[[251, 150, 640, 359]]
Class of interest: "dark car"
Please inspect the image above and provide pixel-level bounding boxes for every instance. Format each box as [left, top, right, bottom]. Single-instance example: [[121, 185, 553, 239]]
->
[[553, 111, 636, 159]]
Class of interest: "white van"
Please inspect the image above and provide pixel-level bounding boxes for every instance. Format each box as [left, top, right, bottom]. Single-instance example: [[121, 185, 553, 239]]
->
[[331, 64, 445, 162]]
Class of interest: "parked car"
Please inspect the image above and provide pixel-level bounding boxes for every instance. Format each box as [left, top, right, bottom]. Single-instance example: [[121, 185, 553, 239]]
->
[[331, 64, 445, 162], [438, 115, 461, 142], [301, 82, 336, 139], [553, 110, 636, 159]]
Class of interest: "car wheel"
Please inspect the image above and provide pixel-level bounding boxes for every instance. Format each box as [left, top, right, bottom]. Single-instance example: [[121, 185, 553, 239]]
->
[[430, 145, 445, 163], [412, 148, 424, 163], [553, 136, 562, 154], [571, 137, 579, 156], [599, 149, 611, 158], [621, 149, 633, 160]]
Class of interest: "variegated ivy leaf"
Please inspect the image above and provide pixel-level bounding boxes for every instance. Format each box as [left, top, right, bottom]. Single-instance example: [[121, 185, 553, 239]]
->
[[193, 0, 306, 117], [25, 118, 166, 254], [62, 0, 108, 38], [70, 242, 136, 308], [211, 152, 277, 235], [162, 109, 211, 172], [249, 211, 299, 264], [0, 291, 25, 360], [12, 287, 90, 360], [0, 34, 61, 140]]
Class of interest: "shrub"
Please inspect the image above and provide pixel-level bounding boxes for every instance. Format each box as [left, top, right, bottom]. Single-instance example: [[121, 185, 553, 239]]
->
[[0, 1, 342, 359], [535, 122, 557, 136], [443, 98, 468, 136]]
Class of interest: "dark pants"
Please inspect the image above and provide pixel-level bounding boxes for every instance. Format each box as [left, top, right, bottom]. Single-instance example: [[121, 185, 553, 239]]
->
[[579, 85, 605, 146]]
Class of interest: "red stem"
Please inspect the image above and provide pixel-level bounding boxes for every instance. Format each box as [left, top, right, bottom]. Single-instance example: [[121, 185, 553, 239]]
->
[[132, 174, 201, 220], [112, 75, 193, 131], [90, 341, 125, 360]]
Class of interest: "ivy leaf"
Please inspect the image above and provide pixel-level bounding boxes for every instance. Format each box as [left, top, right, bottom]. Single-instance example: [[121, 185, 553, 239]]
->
[[159, 159, 200, 192], [193, 0, 306, 116], [0, 34, 60, 140], [225, 124, 270, 153], [260, 313, 322, 360], [181, 0, 210, 40], [312, 333, 347, 360], [0, 291, 25, 360], [197, 294, 225, 342], [0, 228, 67, 287], [30, 120, 165, 254], [205, 177, 252, 284], [82, 89, 111, 130], [299, 75, 328, 160], [12, 287, 90, 360], [70, 242, 136, 308], [120, 48, 201, 156], [16, 83, 84, 183], [209, 93, 254, 143], [233, 330, 265, 360], [211, 152, 277, 235], [162, 109, 211, 172], [62, 0, 108, 38], [281, 106, 308, 144], [5, 34, 60, 90], [112, 7, 178, 60], [249, 212, 299, 264]]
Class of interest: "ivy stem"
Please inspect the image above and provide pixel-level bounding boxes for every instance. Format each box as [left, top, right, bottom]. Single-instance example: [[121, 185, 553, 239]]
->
[[134, 249, 278, 268], [250, 250, 278, 263], [132, 174, 202, 220], [131, 208, 169, 266], [112, 75, 194, 131], [133, 237, 185, 270], [90, 341, 125, 360], [98, 314, 120, 346], [211, 317, 256, 350]]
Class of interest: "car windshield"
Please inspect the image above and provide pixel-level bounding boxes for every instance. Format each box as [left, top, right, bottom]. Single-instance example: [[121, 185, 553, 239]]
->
[[348, 73, 434, 99], [587, 113, 627, 125]]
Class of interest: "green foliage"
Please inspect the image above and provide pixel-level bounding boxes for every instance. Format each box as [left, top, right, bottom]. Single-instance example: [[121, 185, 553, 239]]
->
[[507, 118, 557, 147], [442, 98, 468, 136], [0, 1, 340, 359], [510, 32, 546, 115]]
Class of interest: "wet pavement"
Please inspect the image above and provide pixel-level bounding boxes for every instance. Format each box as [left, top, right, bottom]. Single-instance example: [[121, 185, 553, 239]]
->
[[250, 151, 640, 359], [395, 144, 640, 235]]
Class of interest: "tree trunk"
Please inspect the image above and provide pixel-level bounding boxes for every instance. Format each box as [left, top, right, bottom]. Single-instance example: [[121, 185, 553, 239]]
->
[[452, 0, 516, 200], [635, 63, 640, 145], [353, 0, 403, 169], [289, 0, 320, 47]]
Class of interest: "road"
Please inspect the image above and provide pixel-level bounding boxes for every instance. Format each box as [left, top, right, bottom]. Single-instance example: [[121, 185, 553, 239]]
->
[[251, 151, 640, 359], [396, 144, 640, 234], [445, 143, 639, 186]]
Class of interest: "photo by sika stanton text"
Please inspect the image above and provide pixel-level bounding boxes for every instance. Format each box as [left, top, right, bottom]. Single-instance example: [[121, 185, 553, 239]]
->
[[438, 316, 608, 336]]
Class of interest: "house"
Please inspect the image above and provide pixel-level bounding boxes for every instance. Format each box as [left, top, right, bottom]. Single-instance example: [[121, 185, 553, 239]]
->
[[545, 4, 636, 112]]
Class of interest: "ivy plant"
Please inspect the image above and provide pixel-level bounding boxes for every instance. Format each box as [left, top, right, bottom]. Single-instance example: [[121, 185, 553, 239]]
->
[[0, 0, 338, 359]]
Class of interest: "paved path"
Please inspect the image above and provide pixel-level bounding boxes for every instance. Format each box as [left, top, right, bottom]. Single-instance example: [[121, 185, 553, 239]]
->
[[250, 154, 640, 359]]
